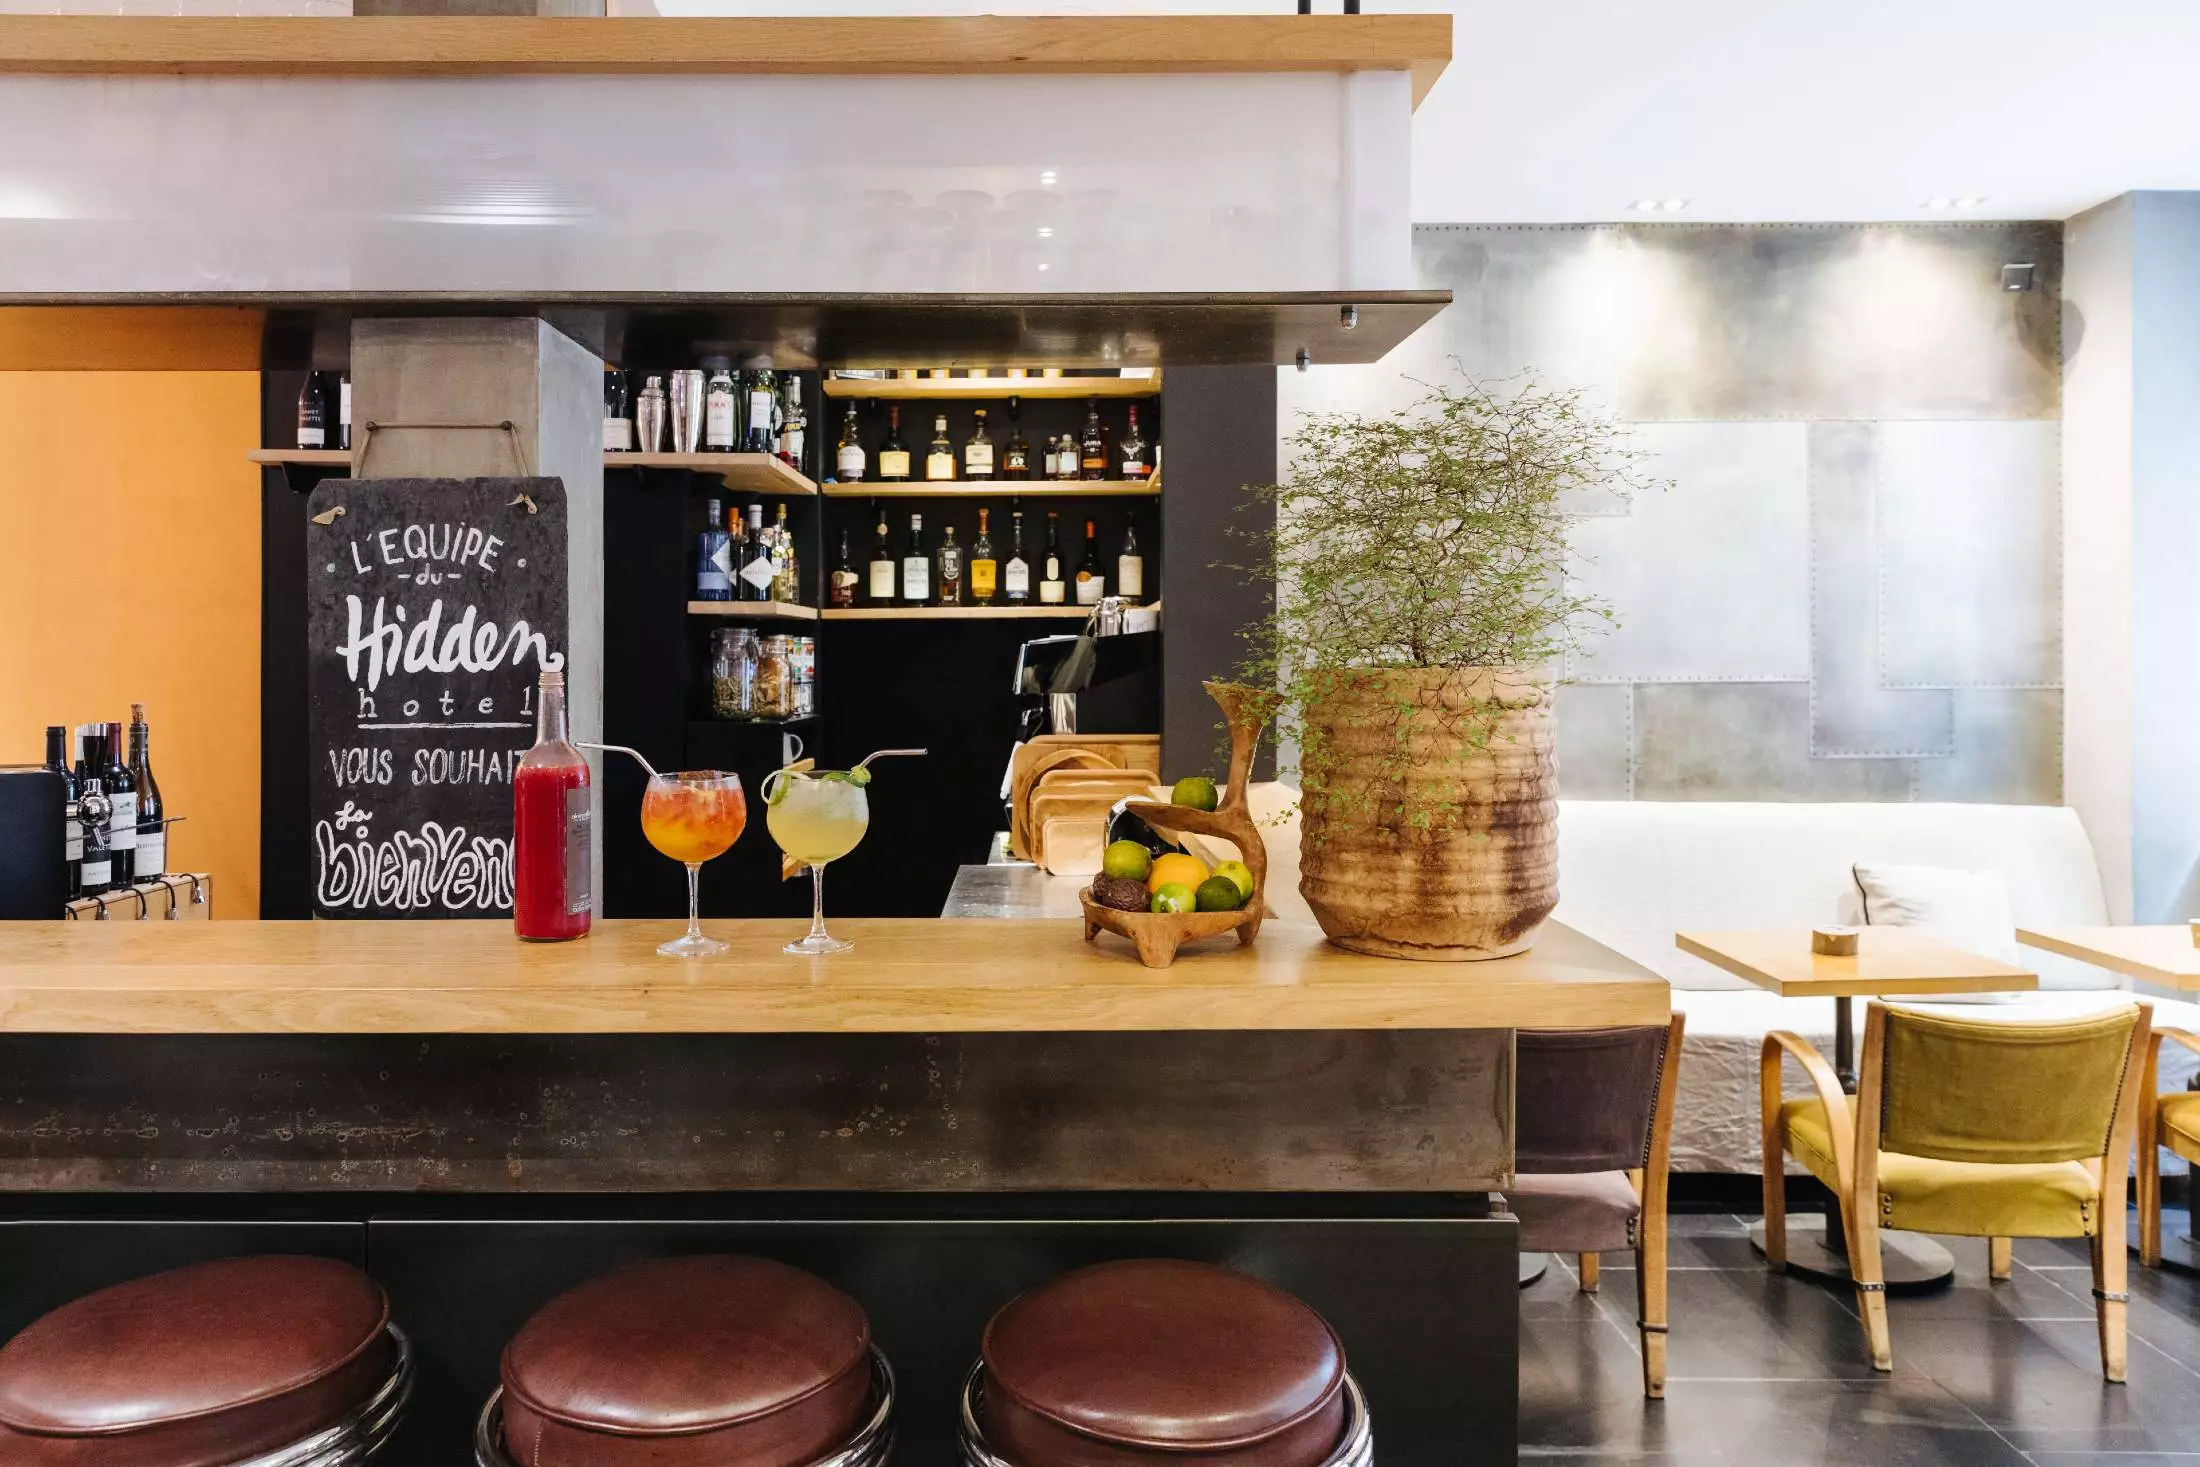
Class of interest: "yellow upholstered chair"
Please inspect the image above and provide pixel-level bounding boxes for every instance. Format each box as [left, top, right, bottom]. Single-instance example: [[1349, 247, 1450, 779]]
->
[[1760, 1001, 2151, 1379], [2138, 1025, 2200, 1267]]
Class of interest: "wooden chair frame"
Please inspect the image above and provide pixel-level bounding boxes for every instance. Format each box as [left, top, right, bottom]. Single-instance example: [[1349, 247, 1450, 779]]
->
[[1762, 1002, 2151, 1380], [2137, 1026, 2200, 1268], [1570, 1013, 1686, 1398]]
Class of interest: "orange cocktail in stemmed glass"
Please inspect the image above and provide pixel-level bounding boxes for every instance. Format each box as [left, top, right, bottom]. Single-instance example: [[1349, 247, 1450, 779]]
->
[[640, 771, 746, 957]]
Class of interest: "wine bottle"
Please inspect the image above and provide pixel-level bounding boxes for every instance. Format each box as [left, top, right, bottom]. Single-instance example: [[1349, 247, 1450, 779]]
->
[[901, 513, 931, 603], [1039, 512, 1067, 605], [878, 406, 912, 482], [830, 528, 859, 608], [297, 373, 328, 450], [77, 778, 113, 898], [970, 507, 998, 604], [776, 374, 805, 466], [1003, 508, 1031, 604], [703, 360, 738, 451], [1119, 404, 1151, 481], [101, 721, 136, 885], [602, 368, 633, 452], [694, 497, 733, 601], [739, 503, 775, 601], [43, 726, 80, 902], [926, 413, 956, 482], [936, 525, 965, 606], [1116, 521, 1145, 606], [128, 704, 165, 880], [1080, 398, 1108, 481], [743, 365, 779, 454], [867, 503, 897, 603], [1074, 519, 1104, 605], [836, 403, 866, 482], [337, 370, 353, 451], [1002, 397, 1031, 480], [512, 668, 592, 941]]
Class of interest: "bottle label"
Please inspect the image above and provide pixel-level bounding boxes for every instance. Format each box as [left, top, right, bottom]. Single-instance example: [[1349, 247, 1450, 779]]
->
[[136, 829, 165, 879], [868, 561, 895, 598], [780, 426, 803, 461], [82, 855, 111, 888], [1121, 455, 1146, 478], [1005, 559, 1030, 595], [63, 802, 82, 862], [966, 443, 994, 474], [925, 451, 955, 481], [1118, 555, 1144, 598], [902, 558, 930, 599], [710, 541, 733, 575], [940, 548, 962, 580], [339, 378, 352, 430], [1040, 575, 1066, 605], [565, 785, 593, 917], [740, 556, 779, 593], [879, 449, 911, 479], [705, 394, 736, 447], [837, 444, 865, 479], [749, 389, 776, 435], [1075, 573, 1103, 605], [603, 417, 633, 452], [1082, 453, 1107, 474], [108, 793, 137, 851], [971, 560, 998, 598], [831, 569, 860, 605], [1005, 449, 1027, 473], [299, 425, 325, 449]]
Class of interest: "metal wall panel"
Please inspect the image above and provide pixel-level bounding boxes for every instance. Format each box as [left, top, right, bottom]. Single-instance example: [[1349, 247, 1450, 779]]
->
[[1912, 690, 2065, 805], [1553, 683, 1632, 799], [1633, 683, 1916, 801]]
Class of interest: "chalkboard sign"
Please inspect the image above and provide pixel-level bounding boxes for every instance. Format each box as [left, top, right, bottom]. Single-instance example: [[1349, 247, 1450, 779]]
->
[[305, 477, 568, 920]]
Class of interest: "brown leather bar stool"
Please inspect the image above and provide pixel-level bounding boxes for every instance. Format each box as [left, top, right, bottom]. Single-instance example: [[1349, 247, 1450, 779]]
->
[[0, 1255, 412, 1466], [960, 1259, 1373, 1467], [475, 1255, 894, 1467]]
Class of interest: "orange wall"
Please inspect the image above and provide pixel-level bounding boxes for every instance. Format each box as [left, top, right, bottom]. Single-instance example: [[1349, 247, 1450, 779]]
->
[[0, 369, 263, 916]]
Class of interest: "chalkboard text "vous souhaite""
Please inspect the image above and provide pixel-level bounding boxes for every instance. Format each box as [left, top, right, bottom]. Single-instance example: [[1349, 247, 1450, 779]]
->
[[336, 594, 565, 692]]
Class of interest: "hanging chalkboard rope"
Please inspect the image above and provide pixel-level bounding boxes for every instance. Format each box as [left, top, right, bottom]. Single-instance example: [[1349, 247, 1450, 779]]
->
[[356, 420, 525, 476]]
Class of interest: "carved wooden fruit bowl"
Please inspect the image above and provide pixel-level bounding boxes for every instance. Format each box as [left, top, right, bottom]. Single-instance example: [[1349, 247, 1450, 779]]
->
[[1077, 681, 1279, 970]]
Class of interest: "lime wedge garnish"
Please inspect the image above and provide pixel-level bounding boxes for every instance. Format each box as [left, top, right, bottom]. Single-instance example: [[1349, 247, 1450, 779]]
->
[[847, 766, 873, 788]]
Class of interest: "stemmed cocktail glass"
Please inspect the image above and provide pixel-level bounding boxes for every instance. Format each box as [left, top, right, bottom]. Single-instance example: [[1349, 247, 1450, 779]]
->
[[640, 770, 746, 957], [765, 748, 923, 956]]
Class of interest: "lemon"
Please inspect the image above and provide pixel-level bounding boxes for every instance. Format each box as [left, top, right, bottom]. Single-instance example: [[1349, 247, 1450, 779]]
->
[[1213, 860, 1255, 900], [1151, 882, 1196, 914], [1102, 840, 1154, 882], [1146, 852, 1210, 895], [1195, 876, 1246, 912], [1171, 775, 1220, 812]]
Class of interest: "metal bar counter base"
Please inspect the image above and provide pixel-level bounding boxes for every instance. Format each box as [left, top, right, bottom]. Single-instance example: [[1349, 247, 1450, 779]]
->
[[0, 917, 1668, 1035]]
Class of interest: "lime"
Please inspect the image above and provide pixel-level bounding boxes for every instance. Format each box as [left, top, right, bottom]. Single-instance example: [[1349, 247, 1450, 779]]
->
[[1171, 776, 1220, 812], [1102, 840, 1154, 882], [1150, 882, 1196, 914], [847, 765, 872, 787], [1195, 876, 1246, 912], [1213, 860, 1255, 900]]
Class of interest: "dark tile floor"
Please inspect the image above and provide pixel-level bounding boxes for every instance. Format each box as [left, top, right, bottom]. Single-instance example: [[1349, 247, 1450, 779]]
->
[[1521, 1209, 2200, 1465]]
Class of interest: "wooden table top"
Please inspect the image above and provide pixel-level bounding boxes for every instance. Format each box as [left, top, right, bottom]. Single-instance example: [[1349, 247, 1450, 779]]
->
[[1675, 928, 2037, 998], [0, 917, 1667, 1036], [2017, 926, 2200, 991]]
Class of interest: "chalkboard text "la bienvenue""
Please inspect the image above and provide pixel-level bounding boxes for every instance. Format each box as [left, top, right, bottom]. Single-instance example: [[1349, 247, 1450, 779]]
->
[[336, 594, 565, 693]]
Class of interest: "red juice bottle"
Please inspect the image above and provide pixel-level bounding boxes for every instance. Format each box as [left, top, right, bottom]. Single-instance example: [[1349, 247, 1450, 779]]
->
[[512, 668, 592, 941]]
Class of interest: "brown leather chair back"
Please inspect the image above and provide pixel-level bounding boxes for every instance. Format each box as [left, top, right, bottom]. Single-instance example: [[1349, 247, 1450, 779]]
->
[[1515, 1025, 1674, 1174]]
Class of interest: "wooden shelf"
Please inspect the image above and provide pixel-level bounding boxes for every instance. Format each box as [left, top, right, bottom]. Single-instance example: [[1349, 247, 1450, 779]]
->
[[686, 601, 819, 621], [248, 449, 352, 467], [824, 375, 1159, 401], [609, 453, 817, 495], [823, 606, 1093, 622], [823, 480, 1159, 498]]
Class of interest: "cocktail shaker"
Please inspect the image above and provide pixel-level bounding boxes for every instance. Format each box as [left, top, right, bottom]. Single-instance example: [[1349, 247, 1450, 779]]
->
[[669, 369, 705, 454], [636, 375, 667, 453]]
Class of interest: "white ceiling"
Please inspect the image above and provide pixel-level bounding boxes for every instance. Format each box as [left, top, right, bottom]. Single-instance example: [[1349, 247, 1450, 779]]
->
[[662, 0, 2200, 222]]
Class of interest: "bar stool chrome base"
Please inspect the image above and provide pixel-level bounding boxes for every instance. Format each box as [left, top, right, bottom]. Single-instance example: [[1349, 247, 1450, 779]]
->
[[233, 1326, 415, 1467], [956, 1362, 1374, 1467], [474, 1346, 896, 1467]]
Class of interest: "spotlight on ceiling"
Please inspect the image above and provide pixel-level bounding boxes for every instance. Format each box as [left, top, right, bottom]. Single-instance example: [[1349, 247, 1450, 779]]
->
[[1630, 198, 1688, 214], [1925, 197, 1987, 211]]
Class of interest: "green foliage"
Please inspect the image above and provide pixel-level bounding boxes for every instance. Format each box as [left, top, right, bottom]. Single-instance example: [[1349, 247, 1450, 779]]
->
[[1226, 367, 1663, 835]]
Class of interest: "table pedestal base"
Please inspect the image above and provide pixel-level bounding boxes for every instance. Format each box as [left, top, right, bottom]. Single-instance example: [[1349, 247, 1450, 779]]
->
[[1748, 1217, 1956, 1292], [1519, 1252, 1549, 1287], [2134, 1207, 2200, 1275]]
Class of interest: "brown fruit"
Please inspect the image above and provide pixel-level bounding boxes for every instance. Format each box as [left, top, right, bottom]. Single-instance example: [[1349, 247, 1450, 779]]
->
[[1092, 875, 1152, 913]]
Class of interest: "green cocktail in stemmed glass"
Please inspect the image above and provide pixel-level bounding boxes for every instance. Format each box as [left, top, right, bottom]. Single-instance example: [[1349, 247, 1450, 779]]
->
[[764, 748, 923, 956]]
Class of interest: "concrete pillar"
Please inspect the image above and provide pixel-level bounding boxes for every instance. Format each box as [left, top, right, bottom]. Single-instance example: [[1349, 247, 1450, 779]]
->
[[349, 316, 605, 857], [2062, 192, 2200, 922]]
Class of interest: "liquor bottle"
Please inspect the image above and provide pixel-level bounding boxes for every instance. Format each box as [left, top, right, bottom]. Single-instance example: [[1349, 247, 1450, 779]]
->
[[77, 778, 113, 898], [512, 668, 592, 942], [337, 370, 353, 451], [101, 721, 137, 885], [835, 403, 866, 483], [936, 525, 965, 606], [703, 360, 738, 451], [1039, 512, 1067, 605], [743, 365, 779, 454], [1116, 521, 1145, 606], [963, 409, 995, 480], [1003, 508, 1031, 605], [739, 503, 775, 601], [877, 406, 912, 482], [297, 372, 328, 450], [603, 368, 633, 453], [867, 504, 896, 603], [901, 513, 931, 604], [830, 528, 859, 609], [694, 497, 733, 601], [925, 413, 956, 482], [1055, 434, 1081, 482], [970, 509, 998, 604], [1074, 520, 1104, 605], [776, 375, 806, 467], [128, 704, 165, 881], [1118, 404, 1151, 481], [1080, 398, 1109, 481], [1002, 398, 1031, 480], [43, 726, 80, 902], [769, 502, 799, 603]]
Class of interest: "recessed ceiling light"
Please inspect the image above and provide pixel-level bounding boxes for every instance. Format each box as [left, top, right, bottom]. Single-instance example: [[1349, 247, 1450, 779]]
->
[[1926, 197, 1952, 210], [1036, 226, 1054, 239], [1955, 196, 1986, 210], [1039, 170, 1058, 186], [1661, 198, 1687, 212], [1038, 263, 1050, 272], [1630, 198, 1688, 213]]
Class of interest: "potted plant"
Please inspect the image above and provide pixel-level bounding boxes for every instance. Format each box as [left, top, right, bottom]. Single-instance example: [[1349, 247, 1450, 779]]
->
[[1231, 370, 1658, 960]]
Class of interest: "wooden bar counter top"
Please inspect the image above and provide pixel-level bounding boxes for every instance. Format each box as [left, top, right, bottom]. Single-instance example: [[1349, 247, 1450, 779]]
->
[[0, 917, 1664, 1036]]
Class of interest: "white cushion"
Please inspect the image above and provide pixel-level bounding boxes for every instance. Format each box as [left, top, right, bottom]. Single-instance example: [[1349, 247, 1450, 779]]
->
[[1851, 861, 2024, 1003]]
